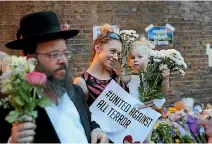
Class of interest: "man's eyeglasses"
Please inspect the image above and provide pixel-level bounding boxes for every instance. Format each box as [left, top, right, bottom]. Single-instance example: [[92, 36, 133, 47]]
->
[[35, 50, 72, 60], [95, 32, 122, 45]]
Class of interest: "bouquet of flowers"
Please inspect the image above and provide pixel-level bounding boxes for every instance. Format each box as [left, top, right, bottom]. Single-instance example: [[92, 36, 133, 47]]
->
[[119, 30, 139, 75], [151, 120, 173, 143], [139, 49, 187, 102], [0, 54, 51, 123], [152, 111, 197, 143], [173, 127, 196, 143]]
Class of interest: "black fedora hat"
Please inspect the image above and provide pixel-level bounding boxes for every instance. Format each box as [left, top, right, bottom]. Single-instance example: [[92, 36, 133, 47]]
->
[[5, 11, 80, 50]]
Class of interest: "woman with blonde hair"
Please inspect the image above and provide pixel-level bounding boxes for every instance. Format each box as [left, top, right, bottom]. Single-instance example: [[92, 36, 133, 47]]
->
[[74, 23, 128, 106]]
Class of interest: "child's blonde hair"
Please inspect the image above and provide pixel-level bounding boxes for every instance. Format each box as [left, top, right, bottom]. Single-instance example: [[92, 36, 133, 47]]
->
[[127, 36, 154, 71], [131, 41, 150, 57], [128, 36, 152, 59]]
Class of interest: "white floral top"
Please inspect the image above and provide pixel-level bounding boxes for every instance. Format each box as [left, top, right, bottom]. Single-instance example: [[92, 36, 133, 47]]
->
[[127, 75, 141, 100]]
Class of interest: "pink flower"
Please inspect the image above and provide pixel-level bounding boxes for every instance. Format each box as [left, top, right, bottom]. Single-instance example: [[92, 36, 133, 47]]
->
[[25, 72, 47, 87]]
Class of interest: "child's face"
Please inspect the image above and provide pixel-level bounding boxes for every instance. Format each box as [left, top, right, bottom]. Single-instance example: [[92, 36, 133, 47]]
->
[[128, 47, 148, 73]]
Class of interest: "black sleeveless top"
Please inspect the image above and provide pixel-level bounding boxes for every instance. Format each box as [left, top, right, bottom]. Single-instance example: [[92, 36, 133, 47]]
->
[[81, 70, 129, 106]]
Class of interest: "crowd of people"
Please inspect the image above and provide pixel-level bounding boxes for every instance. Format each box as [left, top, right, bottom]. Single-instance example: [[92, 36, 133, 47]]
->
[[0, 10, 212, 143]]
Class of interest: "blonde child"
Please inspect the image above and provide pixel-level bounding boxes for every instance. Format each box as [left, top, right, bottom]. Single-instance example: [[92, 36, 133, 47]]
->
[[121, 38, 170, 143], [121, 37, 170, 108]]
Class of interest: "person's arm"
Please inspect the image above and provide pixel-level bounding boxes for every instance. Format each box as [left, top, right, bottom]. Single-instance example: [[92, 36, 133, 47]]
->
[[161, 79, 169, 95], [73, 77, 89, 100], [120, 75, 131, 84], [161, 69, 170, 95]]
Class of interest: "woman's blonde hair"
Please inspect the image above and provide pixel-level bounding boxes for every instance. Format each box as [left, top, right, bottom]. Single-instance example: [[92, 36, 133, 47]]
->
[[100, 23, 114, 33], [91, 23, 121, 61]]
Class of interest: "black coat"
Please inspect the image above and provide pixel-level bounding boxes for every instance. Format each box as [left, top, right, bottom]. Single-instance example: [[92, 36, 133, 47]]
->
[[0, 84, 99, 143]]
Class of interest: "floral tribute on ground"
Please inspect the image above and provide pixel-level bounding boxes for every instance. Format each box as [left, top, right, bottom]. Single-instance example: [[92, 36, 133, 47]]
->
[[152, 98, 210, 143]]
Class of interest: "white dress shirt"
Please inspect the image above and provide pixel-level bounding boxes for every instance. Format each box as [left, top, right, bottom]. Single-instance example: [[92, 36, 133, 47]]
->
[[42, 92, 88, 143]]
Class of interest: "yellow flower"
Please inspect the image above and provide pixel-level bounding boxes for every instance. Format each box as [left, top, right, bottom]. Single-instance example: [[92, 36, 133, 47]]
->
[[168, 107, 178, 113], [154, 123, 159, 129], [175, 139, 180, 143]]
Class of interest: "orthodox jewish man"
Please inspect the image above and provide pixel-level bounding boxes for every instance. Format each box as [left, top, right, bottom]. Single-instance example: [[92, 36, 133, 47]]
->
[[0, 11, 109, 143]]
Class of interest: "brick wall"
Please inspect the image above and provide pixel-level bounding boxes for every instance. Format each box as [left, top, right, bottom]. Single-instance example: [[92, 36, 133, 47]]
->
[[0, 1, 211, 105]]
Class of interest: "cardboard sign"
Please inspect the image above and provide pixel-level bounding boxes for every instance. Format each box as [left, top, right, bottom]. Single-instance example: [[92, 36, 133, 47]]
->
[[90, 80, 161, 143]]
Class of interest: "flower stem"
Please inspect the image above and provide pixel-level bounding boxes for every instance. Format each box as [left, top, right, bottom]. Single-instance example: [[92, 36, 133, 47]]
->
[[31, 87, 36, 111], [152, 73, 160, 91]]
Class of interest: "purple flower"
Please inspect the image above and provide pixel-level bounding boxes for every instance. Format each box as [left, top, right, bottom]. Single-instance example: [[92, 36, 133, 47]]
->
[[186, 114, 198, 134]]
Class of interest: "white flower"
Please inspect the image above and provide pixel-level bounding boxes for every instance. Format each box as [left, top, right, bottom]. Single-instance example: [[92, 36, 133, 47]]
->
[[0, 55, 37, 95], [149, 50, 157, 57], [10, 55, 20, 66], [130, 30, 136, 34], [120, 29, 139, 38], [159, 64, 168, 71], [129, 37, 135, 41], [155, 51, 165, 59], [183, 62, 187, 69], [0, 54, 11, 70], [120, 29, 139, 75], [125, 30, 131, 36], [29, 65, 35, 72], [19, 56, 27, 66], [179, 69, 185, 76], [1, 83, 13, 93], [5, 97, 9, 101], [171, 57, 181, 65], [158, 50, 166, 58], [134, 34, 139, 38], [154, 58, 162, 62]]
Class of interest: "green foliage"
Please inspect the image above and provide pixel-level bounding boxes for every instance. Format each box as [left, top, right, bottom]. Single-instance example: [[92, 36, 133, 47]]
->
[[151, 121, 197, 143], [5, 111, 20, 123], [3, 82, 51, 123], [37, 96, 52, 108], [138, 69, 165, 102]]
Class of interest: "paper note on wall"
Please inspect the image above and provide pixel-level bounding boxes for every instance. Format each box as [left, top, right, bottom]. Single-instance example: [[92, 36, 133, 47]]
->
[[209, 52, 212, 67], [206, 44, 212, 67]]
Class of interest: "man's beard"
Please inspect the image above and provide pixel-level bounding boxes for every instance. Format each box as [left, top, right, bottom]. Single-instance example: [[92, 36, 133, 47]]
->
[[45, 66, 73, 101]]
